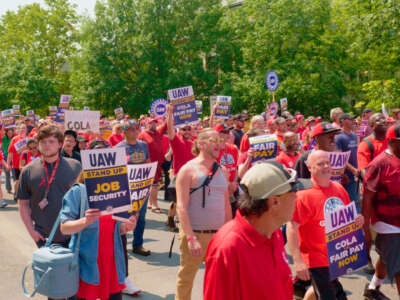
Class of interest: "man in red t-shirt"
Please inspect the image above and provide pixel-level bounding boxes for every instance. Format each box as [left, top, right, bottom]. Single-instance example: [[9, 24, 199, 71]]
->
[[165, 104, 195, 231], [138, 118, 167, 212], [205, 161, 312, 300], [357, 113, 388, 179], [287, 150, 363, 300], [276, 132, 301, 169], [274, 117, 287, 151], [0, 149, 11, 208], [362, 125, 400, 299], [108, 123, 124, 147]]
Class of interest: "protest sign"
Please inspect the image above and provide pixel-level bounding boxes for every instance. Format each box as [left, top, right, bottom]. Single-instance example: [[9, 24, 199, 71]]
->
[[83, 106, 90, 111], [114, 107, 124, 120], [328, 151, 351, 182], [49, 106, 58, 117], [280, 98, 288, 111], [12, 105, 20, 117], [81, 148, 131, 215], [249, 134, 278, 163], [382, 103, 389, 119], [113, 162, 158, 221], [26, 110, 35, 117], [210, 96, 217, 112], [59, 94, 71, 109], [150, 98, 168, 118], [214, 96, 231, 119], [1, 109, 15, 129], [168, 86, 198, 127], [356, 119, 369, 138], [325, 202, 368, 279], [266, 70, 279, 92], [64, 110, 100, 133], [268, 101, 279, 118], [195, 100, 203, 115], [54, 107, 67, 124], [102, 121, 112, 140], [14, 138, 28, 154]]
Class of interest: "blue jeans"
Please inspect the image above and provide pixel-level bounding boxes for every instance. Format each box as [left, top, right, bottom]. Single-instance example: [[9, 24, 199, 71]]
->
[[345, 178, 361, 213], [132, 198, 148, 249]]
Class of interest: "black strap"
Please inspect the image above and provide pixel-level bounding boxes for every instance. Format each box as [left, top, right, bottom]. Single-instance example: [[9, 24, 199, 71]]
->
[[363, 138, 374, 161], [190, 161, 220, 208]]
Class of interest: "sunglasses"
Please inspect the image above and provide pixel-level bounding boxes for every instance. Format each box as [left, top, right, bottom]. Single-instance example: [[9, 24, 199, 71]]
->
[[208, 137, 225, 144]]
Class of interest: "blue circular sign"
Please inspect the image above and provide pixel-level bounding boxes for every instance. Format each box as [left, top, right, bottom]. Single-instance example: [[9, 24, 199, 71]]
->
[[266, 70, 279, 92], [150, 98, 168, 117]]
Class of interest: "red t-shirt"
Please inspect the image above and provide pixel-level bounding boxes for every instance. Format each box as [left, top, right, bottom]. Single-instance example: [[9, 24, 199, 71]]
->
[[357, 137, 387, 170], [217, 143, 238, 182], [29, 127, 37, 138], [170, 134, 195, 176], [237, 151, 252, 172], [364, 150, 400, 228], [0, 150, 4, 175], [239, 133, 250, 152], [292, 181, 350, 268], [20, 150, 41, 166], [108, 134, 124, 147], [276, 151, 300, 169], [8, 135, 25, 169], [204, 210, 293, 300]]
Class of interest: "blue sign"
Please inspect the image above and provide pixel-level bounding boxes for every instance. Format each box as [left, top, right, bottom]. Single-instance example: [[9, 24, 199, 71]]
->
[[150, 98, 169, 118], [325, 202, 368, 279], [168, 86, 199, 127], [266, 70, 279, 92], [249, 134, 278, 163]]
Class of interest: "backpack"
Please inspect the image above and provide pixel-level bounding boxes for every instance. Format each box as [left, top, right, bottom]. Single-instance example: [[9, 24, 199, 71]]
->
[[167, 161, 220, 207], [21, 184, 85, 299]]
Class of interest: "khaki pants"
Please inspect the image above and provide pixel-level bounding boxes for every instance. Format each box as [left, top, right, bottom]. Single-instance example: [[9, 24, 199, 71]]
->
[[175, 231, 213, 300]]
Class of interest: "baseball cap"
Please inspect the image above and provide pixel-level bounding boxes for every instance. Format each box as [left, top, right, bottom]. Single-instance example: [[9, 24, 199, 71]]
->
[[77, 135, 88, 142], [240, 161, 312, 200], [338, 113, 354, 123], [215, 123, 232, 133], [233, 114, 245, 121], [295, 114, 304, 121], [122, 120, 139, 131], [386, 125, 400, 140], [311, 122, 341, 138], [363, 108, 373, 114], [305, 117, 315, 125]]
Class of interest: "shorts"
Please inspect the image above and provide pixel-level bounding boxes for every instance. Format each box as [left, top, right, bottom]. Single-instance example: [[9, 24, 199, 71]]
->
[[375, 233, 400, 281], [309, 267, 347, 300], [12, 168, 21, 180]]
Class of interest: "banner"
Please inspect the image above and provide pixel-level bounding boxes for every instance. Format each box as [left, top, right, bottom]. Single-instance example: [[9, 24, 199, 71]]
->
[[325, 202, 368, 279], [214, 96, 231, 119], [195, 100, 203, 115], [14, 138, 28, 154], [81, 148, 131, 215], [249, 134, 278, 163], [113, 162, 158, 221], [280, 98, 288, 111], [1, 109, 15, 129], [49, 106, 58, 117], [150, 98, 168, 118], [59, 94, 71, 109], [114, 107, 124, 120], [64, 110, 100, 133], [168, 86, 198, 127], [12, 105, 20, 117], [328, 151, 351, 182]]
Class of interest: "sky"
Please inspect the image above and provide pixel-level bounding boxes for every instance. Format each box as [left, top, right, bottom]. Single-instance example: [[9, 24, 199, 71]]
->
[[0, 0, 97, 17]]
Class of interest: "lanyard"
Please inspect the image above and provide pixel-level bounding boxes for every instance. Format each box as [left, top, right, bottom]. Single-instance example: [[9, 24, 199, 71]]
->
[[42, 158, 60, 194]]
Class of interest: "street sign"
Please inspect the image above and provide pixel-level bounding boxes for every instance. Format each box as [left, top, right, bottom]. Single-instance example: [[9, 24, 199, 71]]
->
[[266, 70, 279, 92]]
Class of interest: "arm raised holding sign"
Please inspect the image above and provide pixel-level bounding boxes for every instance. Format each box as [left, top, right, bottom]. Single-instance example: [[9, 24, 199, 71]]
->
[[166, 104, 176, 141]]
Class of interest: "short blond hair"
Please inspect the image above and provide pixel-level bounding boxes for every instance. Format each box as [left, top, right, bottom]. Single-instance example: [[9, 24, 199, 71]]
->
[[192, 128, 216, 156]]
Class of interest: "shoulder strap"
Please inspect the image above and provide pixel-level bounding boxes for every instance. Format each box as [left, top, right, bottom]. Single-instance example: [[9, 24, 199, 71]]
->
[[190, 161, 220, 208], [362, 138, 374, 161]]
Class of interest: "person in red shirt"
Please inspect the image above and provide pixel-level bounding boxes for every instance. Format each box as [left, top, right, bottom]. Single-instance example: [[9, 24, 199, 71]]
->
[[297, 114, 306, 137], [357, 113, 388, 179], [287, 150, 364, 300], [274, 117, 287, 152], [165, 104, 196, 231], [19, 138, 41, 169], [237, 128, 265, 179], [7, 122, 28, 201], [138, 117, 167, 213], [362, 125, 400, 299], [108, 123, 124, 147], [276, 132, 301, 169], [204, 161, 312, 300], [0, 149, 11, 208], [240, 115, 265, 153]]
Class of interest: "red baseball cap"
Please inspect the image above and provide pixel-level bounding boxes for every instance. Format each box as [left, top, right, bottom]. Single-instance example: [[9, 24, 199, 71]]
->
[[311, 122, 341, 138], [215, 123, 232, 133], [386, 125, 400, 140], [295, 114, 304, 121]]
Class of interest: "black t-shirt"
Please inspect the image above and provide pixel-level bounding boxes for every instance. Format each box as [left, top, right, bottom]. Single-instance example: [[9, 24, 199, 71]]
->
[[232, 129, 244, 149], [60, 149, 82, 163], [17, 156, 81, 243], [294, 150, 311, 179]]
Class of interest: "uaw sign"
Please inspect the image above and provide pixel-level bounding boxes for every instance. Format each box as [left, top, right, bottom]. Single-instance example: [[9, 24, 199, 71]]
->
[[325, 202, 368, 279], [249, 134, 278, 163], [328, 151, 351, 182], [59, 94, 71, 109], [150, 98, 168, 118], [215, 96, 231, 119], [81, 148, 131, 215], [168, 86, 198, 127], [64, 110, 100, 133]]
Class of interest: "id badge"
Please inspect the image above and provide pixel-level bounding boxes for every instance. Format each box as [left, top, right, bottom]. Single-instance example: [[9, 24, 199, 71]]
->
[[38, 198, 48, 210]]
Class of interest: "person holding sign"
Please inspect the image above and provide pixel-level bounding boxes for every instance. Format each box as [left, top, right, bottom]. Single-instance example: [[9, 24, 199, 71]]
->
[[204, 161, 312, 300], [362, 125, 400, 300], [287, 150, 364, 300], [276, 132, 301, 169]]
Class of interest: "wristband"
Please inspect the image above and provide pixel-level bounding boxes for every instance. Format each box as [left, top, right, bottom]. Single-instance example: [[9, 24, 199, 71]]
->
[[187, 235, 197, 242]]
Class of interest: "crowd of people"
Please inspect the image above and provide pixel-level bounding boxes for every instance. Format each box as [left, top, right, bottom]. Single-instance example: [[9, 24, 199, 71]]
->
[[0, 103, 400, 300]]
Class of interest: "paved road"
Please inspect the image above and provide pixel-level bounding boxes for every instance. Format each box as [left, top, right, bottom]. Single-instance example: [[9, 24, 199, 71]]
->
[[0, 188, 397, 299]]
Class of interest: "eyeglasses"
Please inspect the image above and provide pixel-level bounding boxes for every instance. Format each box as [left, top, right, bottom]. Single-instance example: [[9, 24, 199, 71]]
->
[[262, 168, 298, 199], [208, 137, 225, 144]]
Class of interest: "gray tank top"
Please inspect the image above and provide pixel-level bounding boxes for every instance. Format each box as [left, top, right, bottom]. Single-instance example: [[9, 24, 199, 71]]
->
[[187, 161, 227, 230]]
